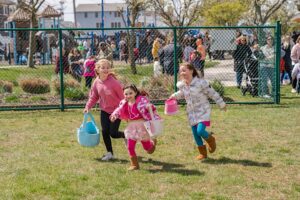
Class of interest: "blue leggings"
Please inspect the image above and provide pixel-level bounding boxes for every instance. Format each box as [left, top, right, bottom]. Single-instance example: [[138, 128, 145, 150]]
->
[[191, 122, 209, 146]]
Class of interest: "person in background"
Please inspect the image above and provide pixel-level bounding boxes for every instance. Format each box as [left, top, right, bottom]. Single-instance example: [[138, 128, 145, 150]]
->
[[54, 48, 70, 74], [83, 55, 96, 88], [259, 36, 275, 98], [281, 35, 294, 85], [69, 48, 84, 82], [233, 36, 252, 88], [97, 42, 113, 66], [84, 59, 126, 161], [290, 35, 300, 93], [196, 37, 206, 77]]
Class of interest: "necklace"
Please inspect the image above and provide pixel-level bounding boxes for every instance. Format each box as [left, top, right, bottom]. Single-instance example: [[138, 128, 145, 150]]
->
[[127, 102, 139, 119]]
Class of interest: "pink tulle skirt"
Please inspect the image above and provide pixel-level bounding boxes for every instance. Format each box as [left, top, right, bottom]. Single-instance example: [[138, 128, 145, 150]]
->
[[124, 121, 150, 141]]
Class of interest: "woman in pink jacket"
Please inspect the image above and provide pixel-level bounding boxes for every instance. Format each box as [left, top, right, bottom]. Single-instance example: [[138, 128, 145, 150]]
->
[[84, 59, 125, 161]]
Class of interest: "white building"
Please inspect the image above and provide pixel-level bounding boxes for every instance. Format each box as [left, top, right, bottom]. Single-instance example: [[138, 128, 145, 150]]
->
[[75, 3, 165, 35]]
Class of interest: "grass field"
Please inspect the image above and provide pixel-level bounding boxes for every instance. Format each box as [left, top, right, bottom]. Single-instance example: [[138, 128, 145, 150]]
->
[[0, 90, 299, 199]]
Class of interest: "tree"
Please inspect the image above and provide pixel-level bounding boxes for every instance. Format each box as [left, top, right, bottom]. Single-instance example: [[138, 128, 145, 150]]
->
[[119, 0, 149, 74], [18, 0, 46, 68], [251, 0, 287, 25], [150, 0, 203, 40], [151, 0, 203, 27], [202, 1, 247, 26], [269, 1, 298, 34]]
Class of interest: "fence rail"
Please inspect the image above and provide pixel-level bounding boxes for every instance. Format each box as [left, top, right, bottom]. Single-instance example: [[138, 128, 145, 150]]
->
[[0, 24, 281, 111]]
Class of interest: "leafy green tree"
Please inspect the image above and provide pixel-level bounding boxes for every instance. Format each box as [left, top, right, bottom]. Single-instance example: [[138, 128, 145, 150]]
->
[[202, 1, 247, 26]]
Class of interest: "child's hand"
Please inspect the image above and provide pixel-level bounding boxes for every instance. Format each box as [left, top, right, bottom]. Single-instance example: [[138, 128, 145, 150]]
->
[[168, 94, 176, 99], [221, 105, 227, 112], [83, 108, 89, 113], [146, 103, 152, 109], [110, 115, 117, 122]]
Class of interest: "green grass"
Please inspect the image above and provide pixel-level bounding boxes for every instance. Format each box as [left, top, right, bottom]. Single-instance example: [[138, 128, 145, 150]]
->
[[0, 96, 299, 199], [0, 65, 54, 81]]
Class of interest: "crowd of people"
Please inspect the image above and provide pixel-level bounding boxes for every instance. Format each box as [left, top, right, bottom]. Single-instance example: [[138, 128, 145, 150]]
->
[[232, 30, 300, 98], [54, 29, 300, 97]]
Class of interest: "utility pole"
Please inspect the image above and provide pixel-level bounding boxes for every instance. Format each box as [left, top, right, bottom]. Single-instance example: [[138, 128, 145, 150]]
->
[[101, 0, 104, 38], [73, 0, 77, 27], [59, 0, 65, 21]]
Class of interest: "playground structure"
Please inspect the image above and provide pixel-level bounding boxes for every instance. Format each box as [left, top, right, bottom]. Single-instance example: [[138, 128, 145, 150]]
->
[[6, 6, 63, 65]]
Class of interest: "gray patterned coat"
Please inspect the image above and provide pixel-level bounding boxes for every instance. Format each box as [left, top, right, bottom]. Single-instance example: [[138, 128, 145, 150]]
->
[[172, 77, 226, 126]]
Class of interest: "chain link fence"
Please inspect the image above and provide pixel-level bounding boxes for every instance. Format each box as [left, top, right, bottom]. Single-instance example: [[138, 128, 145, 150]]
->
[[0, 24, 281, 111]]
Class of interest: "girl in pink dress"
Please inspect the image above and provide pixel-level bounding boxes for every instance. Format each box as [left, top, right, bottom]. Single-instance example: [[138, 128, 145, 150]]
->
[[110, 84, 160, 170]]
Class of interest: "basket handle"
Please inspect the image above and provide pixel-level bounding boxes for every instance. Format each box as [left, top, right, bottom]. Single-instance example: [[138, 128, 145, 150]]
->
[[83, 113, 96, 127], [147, 104, 155, 120]]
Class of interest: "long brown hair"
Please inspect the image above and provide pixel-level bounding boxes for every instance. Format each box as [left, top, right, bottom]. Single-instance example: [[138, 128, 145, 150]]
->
[[180, 63, 199, 78], [123, 84, 148, 99]]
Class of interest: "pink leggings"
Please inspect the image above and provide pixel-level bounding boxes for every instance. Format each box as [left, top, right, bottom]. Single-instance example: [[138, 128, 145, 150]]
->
[[127, 138, 154, 157]]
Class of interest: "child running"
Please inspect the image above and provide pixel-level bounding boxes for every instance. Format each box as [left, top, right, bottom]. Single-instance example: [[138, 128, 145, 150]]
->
[[170, 63, 226, 160], [83, 59, 125, 161], [110, 84, 160, 170]]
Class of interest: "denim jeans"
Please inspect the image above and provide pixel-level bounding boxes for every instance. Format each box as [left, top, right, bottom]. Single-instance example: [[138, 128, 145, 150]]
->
[[259, 65, 275, 96]]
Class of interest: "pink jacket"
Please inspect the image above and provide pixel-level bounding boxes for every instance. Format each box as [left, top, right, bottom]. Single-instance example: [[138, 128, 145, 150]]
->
[[83, 59, 96, 77], [85, 75, 124, 114], [111, 95, 160, 121]]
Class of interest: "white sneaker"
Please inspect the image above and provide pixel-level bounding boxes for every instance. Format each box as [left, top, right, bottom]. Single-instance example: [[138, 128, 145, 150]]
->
[[124, 138, 128, 148], [263, 94, 271, 99], [101, 152, 114, 161], [291, 89, 297, 93]]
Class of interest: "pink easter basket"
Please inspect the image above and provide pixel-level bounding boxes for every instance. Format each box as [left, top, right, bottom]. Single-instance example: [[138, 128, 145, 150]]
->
[[164, 98, 179, 115]]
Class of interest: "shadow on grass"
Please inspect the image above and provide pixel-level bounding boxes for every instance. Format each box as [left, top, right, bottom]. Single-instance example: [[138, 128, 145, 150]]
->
[[141, 158, 205, 176], [94, 157, 129, 164], [202, 156, 272, 167], [94, 157, 204, 176]]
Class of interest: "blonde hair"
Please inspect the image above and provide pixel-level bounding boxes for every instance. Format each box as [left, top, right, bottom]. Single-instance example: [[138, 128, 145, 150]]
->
[[95, 59, 117, 78]]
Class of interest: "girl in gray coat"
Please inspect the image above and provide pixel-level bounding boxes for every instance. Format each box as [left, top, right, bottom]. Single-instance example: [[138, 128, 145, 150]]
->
[[170, 63, 226, 160]]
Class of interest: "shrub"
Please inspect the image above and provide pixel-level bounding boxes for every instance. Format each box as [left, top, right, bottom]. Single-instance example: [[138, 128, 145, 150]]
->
[[0, 80, 13, 93], [140, 75, 174, 100], [20, 78, 50, 94], [5, 94, 19, 103], [210, 79, 225, 97], [30, 96, 47, 102], [64, 88, 86, 101], [52, 75, 81, 94], [118, 76, 130, 87], [12, 80, 18, 87]]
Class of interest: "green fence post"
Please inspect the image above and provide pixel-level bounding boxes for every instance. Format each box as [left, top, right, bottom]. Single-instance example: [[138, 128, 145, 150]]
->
[[275, 21, 281, 104], [58, 29, 65, 111], [173, 28, 178, 92]]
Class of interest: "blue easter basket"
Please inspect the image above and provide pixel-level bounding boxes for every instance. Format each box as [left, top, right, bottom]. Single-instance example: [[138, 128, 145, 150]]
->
[[77, 113, 100, 147]]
